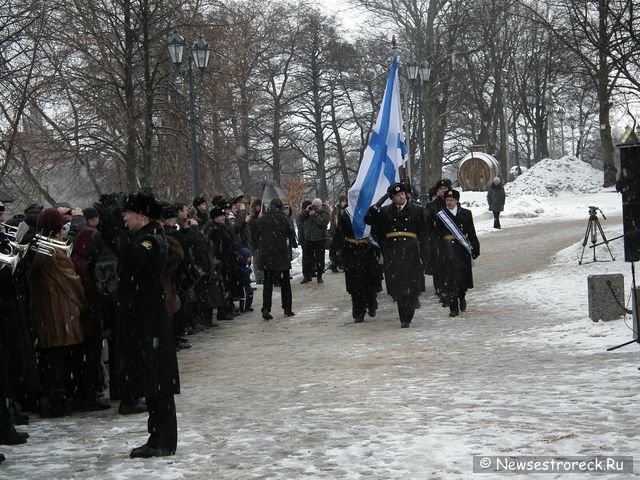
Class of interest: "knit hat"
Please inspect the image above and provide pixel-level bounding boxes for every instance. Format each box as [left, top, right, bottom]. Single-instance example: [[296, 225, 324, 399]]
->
[[270, 198, 283, 210], [24, 203, 43, 216], [36, 208, 64, 236], [210, 206, 225, 219], [82, 207, 99, 221]]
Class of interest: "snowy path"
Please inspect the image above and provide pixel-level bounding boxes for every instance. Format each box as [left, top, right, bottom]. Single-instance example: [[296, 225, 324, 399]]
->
[[3, 216, 639, 480]]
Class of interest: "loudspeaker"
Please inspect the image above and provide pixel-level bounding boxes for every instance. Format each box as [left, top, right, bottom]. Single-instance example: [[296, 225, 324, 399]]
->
[[619, 144, 640, 262]]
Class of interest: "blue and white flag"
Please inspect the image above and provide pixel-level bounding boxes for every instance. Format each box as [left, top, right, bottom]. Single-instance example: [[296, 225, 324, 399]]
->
[[347, 56, 407, 239]]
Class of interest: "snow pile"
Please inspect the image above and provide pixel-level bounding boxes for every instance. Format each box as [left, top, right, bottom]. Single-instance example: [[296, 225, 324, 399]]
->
[[505, 156, 603, 197]]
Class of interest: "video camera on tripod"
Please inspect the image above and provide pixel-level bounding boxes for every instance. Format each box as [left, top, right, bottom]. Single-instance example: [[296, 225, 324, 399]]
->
[[579, 205, 615, 265], [588, 205, 606, 220]]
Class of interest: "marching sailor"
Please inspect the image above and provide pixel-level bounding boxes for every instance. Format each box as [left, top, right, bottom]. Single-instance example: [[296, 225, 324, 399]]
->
[[435, 189, 480, 317], [365, 182, 428, 328]]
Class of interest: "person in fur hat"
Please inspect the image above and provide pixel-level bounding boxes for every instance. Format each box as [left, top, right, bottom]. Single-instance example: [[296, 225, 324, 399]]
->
[[117, 192, 181, 458], [365, 182, 428, 328]]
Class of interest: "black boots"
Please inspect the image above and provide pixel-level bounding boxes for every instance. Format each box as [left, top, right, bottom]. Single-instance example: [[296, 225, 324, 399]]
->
[[0, 429, 28, 445], [130, 443, 174, 458], [118, 398, 147, 415], [449, 298, 459, 317]]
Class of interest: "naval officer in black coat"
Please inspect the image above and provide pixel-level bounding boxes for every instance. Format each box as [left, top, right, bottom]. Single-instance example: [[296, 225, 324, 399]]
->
[[364, 182, 428, 328], [117, 192, 180, 458], [434, 189, 480, 317]]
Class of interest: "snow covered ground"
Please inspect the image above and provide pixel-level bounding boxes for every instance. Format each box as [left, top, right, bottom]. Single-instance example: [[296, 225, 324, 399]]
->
[[4, 155, 640, 479], [462, 156, 633, 355]]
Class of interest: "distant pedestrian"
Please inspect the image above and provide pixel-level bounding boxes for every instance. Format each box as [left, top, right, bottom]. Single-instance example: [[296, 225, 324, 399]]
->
[[328, 194, 347, 272], [238, 247, 254, 313], [487, 176, 506, 229], [299, 198, 330, 284], [247, 199, 263, 284], [281, 204, 298, 262], [255, 198, 295, 320]]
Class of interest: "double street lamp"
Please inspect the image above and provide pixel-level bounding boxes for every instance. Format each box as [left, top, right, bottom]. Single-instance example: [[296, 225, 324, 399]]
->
[[406, 61, 431, 203], [167, 31, 211, 197]]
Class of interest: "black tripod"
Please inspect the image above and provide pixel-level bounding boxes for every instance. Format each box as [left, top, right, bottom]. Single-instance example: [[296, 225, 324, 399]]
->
[[578, 206, 615, 265]]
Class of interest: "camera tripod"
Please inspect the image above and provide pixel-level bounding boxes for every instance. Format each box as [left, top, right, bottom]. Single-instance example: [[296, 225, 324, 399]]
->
[[579, 206, 615, 265]]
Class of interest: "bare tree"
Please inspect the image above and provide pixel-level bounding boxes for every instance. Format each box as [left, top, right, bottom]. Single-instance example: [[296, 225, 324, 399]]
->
[[536, 0, 621, 186]]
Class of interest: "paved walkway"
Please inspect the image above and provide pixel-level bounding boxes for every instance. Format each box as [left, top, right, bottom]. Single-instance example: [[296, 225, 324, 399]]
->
[[3, 218, 638, 479]]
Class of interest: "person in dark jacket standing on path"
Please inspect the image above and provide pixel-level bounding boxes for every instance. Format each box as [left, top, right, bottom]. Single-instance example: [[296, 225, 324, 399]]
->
[[255, 198, 295, 320], [299, 198, 330, 284], [487, 176, 506, 229], [117, 192, 180, 458], [435, 189, 480, 317], [364, 182, 428, 328]]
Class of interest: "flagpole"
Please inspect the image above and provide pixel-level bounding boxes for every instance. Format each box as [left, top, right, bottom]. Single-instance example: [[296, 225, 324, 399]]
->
[[392, 36, 411, 185]]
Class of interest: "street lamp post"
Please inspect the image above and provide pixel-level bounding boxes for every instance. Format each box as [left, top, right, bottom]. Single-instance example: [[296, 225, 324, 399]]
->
[[578, 124, 584, 161], [526, 93, 538, 164], [556, 106, 565, 157], [567, 117, 576, 156], [168, 31, 211, 197], [406, 60, 431, 204]]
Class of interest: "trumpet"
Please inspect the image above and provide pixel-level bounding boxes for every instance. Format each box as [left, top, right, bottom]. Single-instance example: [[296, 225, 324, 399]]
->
[[33, 233, 73, 257], [2, 222, 73, 257]]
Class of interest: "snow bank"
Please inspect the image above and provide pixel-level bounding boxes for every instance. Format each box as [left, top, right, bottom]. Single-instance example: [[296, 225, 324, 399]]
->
[[505, 156, 604, 197]]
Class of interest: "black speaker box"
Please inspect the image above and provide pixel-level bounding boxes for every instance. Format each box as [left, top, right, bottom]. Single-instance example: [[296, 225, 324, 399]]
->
[[619, 144, 640, 262]]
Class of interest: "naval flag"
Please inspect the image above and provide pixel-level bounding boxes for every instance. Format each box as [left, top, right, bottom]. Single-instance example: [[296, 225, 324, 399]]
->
[[347, 56, 407, 239]]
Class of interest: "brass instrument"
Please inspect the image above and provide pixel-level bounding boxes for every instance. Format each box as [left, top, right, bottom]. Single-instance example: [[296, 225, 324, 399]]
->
[[0, 222, 28, 272], [33, 233, 73, 257], [0, 251, 19, 273], [2, 222, 23, 240], [1, 222, 73, 257]]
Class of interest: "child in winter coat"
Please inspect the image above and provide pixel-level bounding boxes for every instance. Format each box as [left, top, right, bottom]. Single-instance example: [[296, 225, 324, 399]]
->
[[238, 247, 254, 312]]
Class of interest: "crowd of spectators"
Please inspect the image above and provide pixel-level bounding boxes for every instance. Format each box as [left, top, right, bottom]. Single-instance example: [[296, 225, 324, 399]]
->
[[0, 192, 336, 461]]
